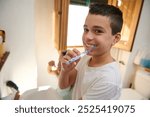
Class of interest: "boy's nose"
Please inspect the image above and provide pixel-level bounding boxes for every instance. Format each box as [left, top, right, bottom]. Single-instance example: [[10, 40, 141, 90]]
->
[[85, 32, 94, 40]]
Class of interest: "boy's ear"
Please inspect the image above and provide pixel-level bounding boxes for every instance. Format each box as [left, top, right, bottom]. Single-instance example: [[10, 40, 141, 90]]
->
[[112, 33, 121, 45]]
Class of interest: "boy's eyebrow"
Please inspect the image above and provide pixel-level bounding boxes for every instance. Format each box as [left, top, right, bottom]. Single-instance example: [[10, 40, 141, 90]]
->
[[84, 25, 106, 31], [93, 25, 105, 29], [83, 25, 87, 27], [84, 25, 105, 30]]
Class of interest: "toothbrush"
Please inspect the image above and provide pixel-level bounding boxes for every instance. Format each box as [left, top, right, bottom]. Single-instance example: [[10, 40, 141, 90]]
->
[[65, 45, 96, 65]]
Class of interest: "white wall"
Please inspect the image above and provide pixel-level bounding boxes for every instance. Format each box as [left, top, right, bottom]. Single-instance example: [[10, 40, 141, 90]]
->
[[0, 0, 59, 98], [0, 0, 37, 96]]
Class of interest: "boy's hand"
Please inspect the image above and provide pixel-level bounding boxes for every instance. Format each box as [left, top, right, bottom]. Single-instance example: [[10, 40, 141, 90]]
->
[[60, 48, 80, 72]]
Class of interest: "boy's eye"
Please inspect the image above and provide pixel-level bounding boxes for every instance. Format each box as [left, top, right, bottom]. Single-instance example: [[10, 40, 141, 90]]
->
[[84, 28, 89, 32], [93, 29, 103, 34]]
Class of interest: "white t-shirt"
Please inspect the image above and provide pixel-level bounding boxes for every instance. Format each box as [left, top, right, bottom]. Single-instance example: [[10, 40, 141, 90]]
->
[[72, 55, 122, 100]]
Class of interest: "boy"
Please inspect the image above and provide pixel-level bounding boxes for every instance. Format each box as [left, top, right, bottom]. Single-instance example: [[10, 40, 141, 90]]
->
[[58, 3, 123, 100]]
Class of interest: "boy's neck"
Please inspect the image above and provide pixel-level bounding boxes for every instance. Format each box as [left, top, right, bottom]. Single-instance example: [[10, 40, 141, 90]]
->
[[88, 52, 114, 67]]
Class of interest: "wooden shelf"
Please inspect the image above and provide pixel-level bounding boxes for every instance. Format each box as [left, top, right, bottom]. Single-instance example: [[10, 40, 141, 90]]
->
[[135, 63, 150, 72], [0, 51, 9, 71]]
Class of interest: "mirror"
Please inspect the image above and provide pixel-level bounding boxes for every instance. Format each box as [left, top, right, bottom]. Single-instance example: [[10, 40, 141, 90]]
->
[[54, 0, 144, 52]]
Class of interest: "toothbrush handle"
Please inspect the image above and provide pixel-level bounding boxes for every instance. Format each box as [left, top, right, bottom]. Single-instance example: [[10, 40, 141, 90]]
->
[[65, 50, 88, 65], [65, 55, 81, 65], [65, 45, 95, 65]]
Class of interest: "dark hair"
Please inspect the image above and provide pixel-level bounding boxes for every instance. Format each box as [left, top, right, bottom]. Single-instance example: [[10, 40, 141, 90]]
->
[[89, 3, 123, 35]]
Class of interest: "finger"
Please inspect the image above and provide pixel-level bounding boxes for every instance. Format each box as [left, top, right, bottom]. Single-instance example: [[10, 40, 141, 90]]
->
[[61, 60, 74, 71], [61, 50, 67, 56], [63, 54, 72, 61], [66, 50, 77, 58], [72, 48, 81, 56]]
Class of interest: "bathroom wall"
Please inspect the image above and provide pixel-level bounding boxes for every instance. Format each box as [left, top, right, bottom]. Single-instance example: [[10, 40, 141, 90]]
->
[[0, 0, 59, 97], [0, 0, 37, 96]]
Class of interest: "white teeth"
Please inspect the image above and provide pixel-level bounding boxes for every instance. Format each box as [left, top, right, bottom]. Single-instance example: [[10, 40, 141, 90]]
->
[[86, 43, 92, 46], [86, 44, 96, 48]]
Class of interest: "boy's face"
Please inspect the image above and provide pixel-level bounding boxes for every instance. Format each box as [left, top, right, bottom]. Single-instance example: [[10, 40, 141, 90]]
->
[[82, 14, 120, 56]]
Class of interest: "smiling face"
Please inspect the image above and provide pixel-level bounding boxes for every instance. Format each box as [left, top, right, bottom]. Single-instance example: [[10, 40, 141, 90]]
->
[[82, 14, 120, 57]]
